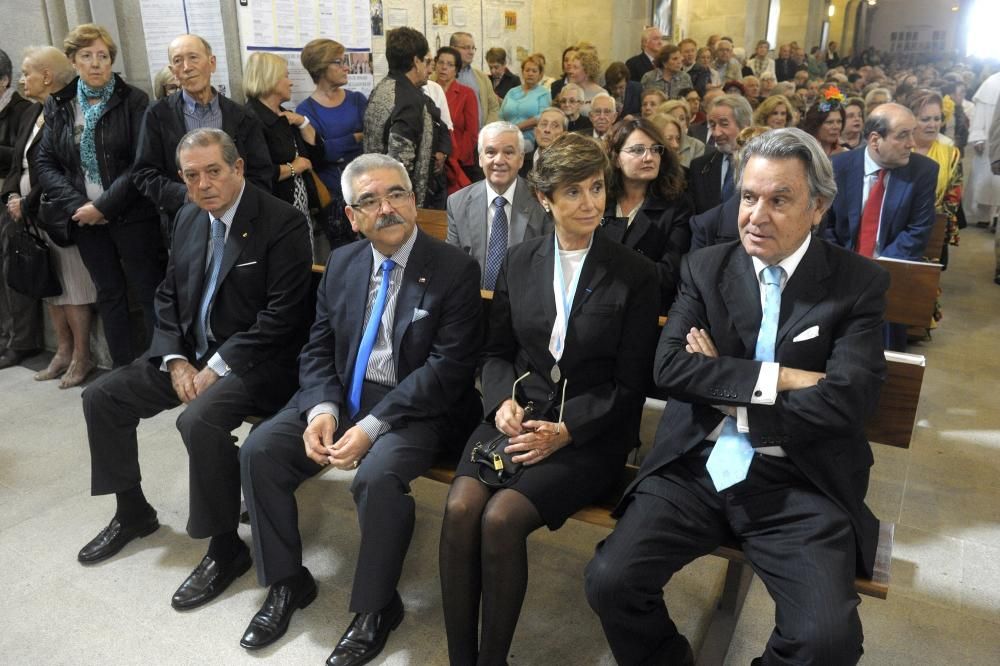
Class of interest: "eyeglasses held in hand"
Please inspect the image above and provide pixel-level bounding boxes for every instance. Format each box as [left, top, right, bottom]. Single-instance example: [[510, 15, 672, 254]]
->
[[511, 371, 568, 435]]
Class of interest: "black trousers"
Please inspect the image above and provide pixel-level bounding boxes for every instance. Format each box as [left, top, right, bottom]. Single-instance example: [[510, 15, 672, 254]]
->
[[74, 219, 163, 367], [240, 383, 476, 613], [585, 445, 863, 666], [0, 211, 42, 351], [82, 356, 263, 538]]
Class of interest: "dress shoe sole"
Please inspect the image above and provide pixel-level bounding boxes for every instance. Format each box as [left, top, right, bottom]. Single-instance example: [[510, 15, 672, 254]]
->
[[240, 583, 318, 650], [171, 553, 253, 611], [78, 519, 160, 564]]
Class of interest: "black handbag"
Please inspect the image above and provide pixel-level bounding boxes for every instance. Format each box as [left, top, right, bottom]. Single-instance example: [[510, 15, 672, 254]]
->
[[5, 217, 62, 298], [37, 193, 75, 247], [470, 401, 543, 488]]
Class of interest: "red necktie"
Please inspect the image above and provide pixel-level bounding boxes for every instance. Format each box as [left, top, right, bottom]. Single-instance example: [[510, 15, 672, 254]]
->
[[858, 169, 885, 257]]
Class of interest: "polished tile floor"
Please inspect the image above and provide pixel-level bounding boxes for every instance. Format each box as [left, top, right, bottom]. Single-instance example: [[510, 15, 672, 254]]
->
[[1, 227, 998, 665]]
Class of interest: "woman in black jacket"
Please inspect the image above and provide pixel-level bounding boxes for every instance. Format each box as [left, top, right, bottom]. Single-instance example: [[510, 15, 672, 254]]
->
[[35, 24, 164, 368], [602, 118, 693, 314], [243, 51, 325, 260]]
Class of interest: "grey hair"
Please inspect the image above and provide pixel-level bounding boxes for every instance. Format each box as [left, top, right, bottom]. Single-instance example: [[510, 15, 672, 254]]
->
[[735, 128, 838, 207], [175, 128, 239, 168], [708, 94, 754, 130], [560, 82, 584, 98], [477, 120, 526, 154], [590, 91, 616, 109], [341, 153, 413, 204], [539, 106, 569, 130], [22, 46, 75, 88]]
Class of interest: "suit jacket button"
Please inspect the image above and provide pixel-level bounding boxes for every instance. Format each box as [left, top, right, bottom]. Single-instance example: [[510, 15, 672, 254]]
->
[[548, 392, 556, 401], [754, 389, 762, 397]]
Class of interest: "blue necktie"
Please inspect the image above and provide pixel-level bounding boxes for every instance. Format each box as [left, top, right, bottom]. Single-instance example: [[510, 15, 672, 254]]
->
[[721, 154, 735, 202], [348, 259, 396, 418], [705, 265, 784, 491], [195, 218, 226, 359], [483, 196, 508, 290]]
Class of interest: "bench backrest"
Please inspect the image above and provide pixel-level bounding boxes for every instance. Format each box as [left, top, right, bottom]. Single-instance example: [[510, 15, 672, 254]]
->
[[877, 257, 942, 328]]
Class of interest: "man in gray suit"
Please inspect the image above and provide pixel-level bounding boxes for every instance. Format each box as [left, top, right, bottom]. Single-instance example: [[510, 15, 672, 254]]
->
[[446, 121, 550, 290]]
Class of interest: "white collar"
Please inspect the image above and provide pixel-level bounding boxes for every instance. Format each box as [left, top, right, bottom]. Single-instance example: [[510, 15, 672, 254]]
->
[[750, 233, 811, 284], [485, 178, 517, 207]]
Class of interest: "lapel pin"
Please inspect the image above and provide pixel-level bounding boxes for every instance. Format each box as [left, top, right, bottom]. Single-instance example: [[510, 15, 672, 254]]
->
[[242, 232, 248, 238], [418, 277, 427, 284]]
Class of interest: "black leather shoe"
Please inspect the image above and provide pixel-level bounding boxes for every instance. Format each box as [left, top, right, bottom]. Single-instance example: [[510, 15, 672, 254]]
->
[[326, 592, 404, 666], [77, 512, 159, 563], [240, 568, 318, 650], [0, 348, 37, 370], [171, 546, 252, 610]]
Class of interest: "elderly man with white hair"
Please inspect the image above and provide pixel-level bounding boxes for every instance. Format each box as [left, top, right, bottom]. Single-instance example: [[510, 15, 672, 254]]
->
[[625, 26, 664, 83]]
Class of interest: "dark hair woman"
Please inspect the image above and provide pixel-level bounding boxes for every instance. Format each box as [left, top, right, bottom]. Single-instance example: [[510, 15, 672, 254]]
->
[[604, 117, 693, 314]]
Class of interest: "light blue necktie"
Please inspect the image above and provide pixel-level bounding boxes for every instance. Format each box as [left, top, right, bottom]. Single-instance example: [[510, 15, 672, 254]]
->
[[195, 218, 226, 359], [705, 265, 784, 491], [348, 259, 396, 418], [483, 196, 508, 290]]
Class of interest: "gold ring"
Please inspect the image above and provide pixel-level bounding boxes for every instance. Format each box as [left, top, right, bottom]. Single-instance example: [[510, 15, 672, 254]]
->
[[352, 460, 359, 469]]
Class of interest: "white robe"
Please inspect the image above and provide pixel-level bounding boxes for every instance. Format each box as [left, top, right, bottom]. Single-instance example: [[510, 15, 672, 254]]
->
[[968, 73, 1000, 209]]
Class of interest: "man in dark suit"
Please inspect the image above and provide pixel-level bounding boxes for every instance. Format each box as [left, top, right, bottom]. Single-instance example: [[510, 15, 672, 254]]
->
[[447, 121, 550, 289], [133, 34, 272, 229], [77, 129, 312, 610], [238, 154, 483, 664], [689, 94, 753, 214], [824, 103, 937, 261], [678, 38, 711, 97], [774, 43, 796, 82], [688, 194, 739, 251], [586, 128, 889, 666], [626, 26, 663, 83]]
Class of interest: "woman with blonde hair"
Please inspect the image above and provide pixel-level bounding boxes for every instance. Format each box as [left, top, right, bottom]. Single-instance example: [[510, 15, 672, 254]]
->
[[35, 23, 163, 375], [909, 89, 962, 254], [753, 94, 794, 129], [151, 65, 179, 100], [499, 53, 551, 151], [565, 46, 605, 116], [653, 99, 705, 167], [243, 51, 324, 256], [3, 46, 97, 384]]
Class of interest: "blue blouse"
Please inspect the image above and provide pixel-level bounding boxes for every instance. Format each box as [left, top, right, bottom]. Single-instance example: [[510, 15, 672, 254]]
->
[[296, 91, 367, 196], [499, 85, 552, 147]]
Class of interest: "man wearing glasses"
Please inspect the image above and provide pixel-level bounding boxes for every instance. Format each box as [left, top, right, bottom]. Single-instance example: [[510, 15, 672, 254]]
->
[[449, 31, 500, 129], [582, 93, 619, 141], [238, 153, 483, 665]]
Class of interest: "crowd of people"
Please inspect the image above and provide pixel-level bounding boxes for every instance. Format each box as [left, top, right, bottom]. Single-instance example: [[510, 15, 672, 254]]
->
[[1, 18, 1000, 666]]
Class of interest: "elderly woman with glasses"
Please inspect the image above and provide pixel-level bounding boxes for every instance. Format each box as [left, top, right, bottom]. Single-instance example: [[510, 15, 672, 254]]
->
[[439, 132, 659, 666], [296, 38, 368, 249], [556, 82, 592, 133], [603, 118, 693, 313], [35, 23, 163, 376]]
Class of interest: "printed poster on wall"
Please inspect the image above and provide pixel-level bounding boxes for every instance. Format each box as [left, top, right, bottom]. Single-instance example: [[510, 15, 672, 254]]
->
[[139, 0, 232, 97]]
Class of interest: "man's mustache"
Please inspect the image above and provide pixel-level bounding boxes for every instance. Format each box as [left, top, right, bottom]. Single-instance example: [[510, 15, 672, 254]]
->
[[375, 213, 404, 230]]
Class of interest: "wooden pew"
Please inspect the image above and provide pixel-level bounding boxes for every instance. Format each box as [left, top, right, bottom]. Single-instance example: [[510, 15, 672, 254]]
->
[[925, 213, 949, 263], [877, 256, 942, 328], [416, 208, 448, 241]]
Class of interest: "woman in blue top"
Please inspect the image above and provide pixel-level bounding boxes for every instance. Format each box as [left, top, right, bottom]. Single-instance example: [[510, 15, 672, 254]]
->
[[295, 38, 367, 249], [499, 54, 551, 152]]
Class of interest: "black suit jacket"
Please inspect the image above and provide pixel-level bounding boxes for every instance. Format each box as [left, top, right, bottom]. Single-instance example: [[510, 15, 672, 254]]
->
[[689, 149, 730, 214], [481, 230, 659, 456], [244, 98, 325, 206], [774, 58, 796, 82], [132, 90, 273, 222], [622, 238, 889, 577], [626, 53, 655, 83], [685, 64, 711, 97], [147, 183, 312, 404], [1, 103, 43, 212], [296, 230, 483, 430], [689, 195, 739, 251], [602, 194, 694, 314], [0, 91, 33, 175]]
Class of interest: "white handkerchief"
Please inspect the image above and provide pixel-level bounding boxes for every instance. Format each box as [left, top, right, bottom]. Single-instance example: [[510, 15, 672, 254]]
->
[[792, 325, 820, 342], [412, 307, 430, 323], [235, 261, 258, 267]]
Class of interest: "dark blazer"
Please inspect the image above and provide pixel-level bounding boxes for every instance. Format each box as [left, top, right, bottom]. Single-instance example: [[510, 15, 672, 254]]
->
[[689, 195, 739, 251], [823, 147, 938, 260], [619, 81, 643, 118], [1, 103, 43, 213], [567, 115, 593, 133], [689, 149, 730, 214], [296, 230, 483, 429], [35, 75, 158, 226], [602, 194, 694, 314], [482, 230, 659, 456], [626, 53, 655, 83], [685, 64, 712, 97], [243, 97, 325, 207], [446, 176, 551, 275], [0, 91, 33, 175], [622, 238, 889, 577], [774, 58, 796, 82], [492, 69, 521, 100], [688, 122, 709, 144], [132, 89, 273, 221], [147, 183, 312, 402]]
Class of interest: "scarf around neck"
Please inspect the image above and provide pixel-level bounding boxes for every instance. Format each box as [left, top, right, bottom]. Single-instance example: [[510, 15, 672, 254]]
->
[[77, 76, 116, 185]]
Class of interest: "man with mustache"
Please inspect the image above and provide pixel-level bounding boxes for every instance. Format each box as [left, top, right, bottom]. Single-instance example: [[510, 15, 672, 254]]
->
[[238, 153, 483, 664], [133, 34, 272, 236]]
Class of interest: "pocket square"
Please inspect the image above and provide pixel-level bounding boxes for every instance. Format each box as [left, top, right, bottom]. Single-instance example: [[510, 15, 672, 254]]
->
[[792, 325, 820, 342], [412, 307, 430, 323], [235, 261, 258, 268]]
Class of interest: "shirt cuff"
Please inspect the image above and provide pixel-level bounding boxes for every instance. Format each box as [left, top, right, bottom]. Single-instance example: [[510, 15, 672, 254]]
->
[[160, 354, 187, 372], [751, 361, 779, 404], [206, 352, 231, 377], [307, 402, 340, 428], [357, 414, 391, 443]]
